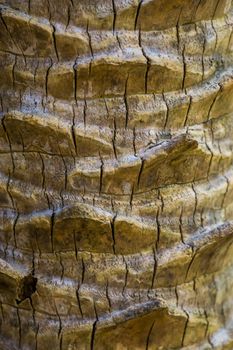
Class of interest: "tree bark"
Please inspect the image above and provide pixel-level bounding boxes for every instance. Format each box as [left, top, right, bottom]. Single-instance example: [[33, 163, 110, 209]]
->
[[0, 0, 233, 349]]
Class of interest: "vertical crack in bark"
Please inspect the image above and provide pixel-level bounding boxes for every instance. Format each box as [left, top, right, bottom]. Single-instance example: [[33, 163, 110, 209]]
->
[[134, 0, 143, 31], [200, 24, 206, 81], [16, 307, 22, 349], [35, 324, 39, 350], [204, 310, 210, 338], [54, 301, 62, 340], [181, 309, 189, 347], [130, 184, 134, 210], [204, 129, 213, 180], [58, 253, 64, 281], [76, 286, 84, 318], [0, 301, 4, 325], [12, 212, 19, 250], [59, 333, 63, 350], [73, 59, 78, 103], [162, 92, 169, 130], [81, 257, 85, 284], [71, 106, 77, 155], [185, 246, 197, 281], [175, 286, 179, 307], [206, 85, 221, 121], [19, 131, 25, 153], [66, 3, 71, 30], [137, 158, 144, 188], [116, 33, 123, 52], [51, 24, 59, 61], [133, 127, 137, 156], [105, 279, 112, 312], [208, 336, 214, 349], [38, 152, 46, 192], [176, 19, 180, 50], [47, 0, 60, 61], [212, 0, 221, 19], [124, 75, 129, 128], [99, 156, 104, 194], [58, 143, 68, 191], [145, 320, 155, 350], [200, 208, 204, 228], [151, 247, 157, 289], [176, 12, 186, 90], [112, 0, 117, 33], [29, 296, 36, 327], [155, 207, 161, 250], [112, 113, 118, 159], [192, 278, 197, 305], [110, 213, 117, 254], [12, 55, 17, 89], [192, 0, 202, 21], [211, 20, 218, 52], [92, 194, 96, 208], [83, 98, 87, 127], [45, 58, 53, 98], [179, 206, 185, 244], [0, 95, 3, 112], [50, 210, 55, 253], [104, 97, 117, 157], [2, 116, 15, 173], [181, 45, 186, 90], [47, 0, 51, 21], [139, 28, 150, 94], [73, 230, 78, 260], [183, 95, 192, 127], [90, 302, 98, 350], [122, 255, 128, 296]]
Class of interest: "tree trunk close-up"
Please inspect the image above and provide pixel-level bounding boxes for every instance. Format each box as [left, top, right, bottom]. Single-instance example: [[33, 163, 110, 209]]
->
[[0, 0, 233, 349]]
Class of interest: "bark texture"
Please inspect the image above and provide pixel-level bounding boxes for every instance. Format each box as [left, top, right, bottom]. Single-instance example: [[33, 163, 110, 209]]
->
[[0, 0, 233, 349]]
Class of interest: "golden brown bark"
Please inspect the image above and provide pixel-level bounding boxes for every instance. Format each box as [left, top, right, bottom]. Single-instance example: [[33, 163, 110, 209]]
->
[[0, 0, 233, 349]]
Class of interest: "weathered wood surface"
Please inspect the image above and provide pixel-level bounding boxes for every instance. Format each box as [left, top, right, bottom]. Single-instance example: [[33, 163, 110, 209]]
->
[[0, 0, 233, 349]]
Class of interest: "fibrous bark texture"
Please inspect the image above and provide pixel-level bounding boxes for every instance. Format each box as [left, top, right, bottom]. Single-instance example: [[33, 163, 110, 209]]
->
[[0, 0, 233, 349]]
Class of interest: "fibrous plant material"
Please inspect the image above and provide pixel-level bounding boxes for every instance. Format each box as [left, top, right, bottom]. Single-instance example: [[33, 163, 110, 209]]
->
[[0, 0, 233, 349]]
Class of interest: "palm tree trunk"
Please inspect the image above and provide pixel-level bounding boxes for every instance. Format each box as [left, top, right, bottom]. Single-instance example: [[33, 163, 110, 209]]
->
[[0, 0, 233, 349]]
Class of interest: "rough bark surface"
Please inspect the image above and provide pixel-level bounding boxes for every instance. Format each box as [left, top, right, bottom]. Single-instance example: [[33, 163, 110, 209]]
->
[[0, 0, 233, 349]]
